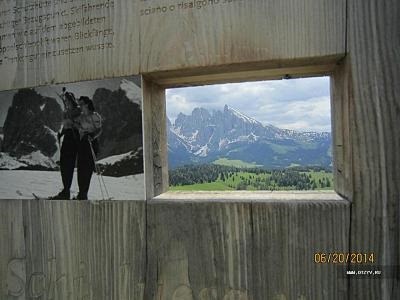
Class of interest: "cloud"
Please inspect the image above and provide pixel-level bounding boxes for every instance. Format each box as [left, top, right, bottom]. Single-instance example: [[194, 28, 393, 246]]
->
[[166, 94, 196, 116], [166, 77, 331, 132]]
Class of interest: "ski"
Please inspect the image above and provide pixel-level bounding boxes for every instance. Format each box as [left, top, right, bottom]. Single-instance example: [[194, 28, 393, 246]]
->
[[32, 193, 46, 200], [16, 190, 44, 200]]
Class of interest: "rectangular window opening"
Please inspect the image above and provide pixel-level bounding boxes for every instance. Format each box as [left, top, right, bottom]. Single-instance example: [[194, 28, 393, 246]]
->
[[165, 76, 334, 193]]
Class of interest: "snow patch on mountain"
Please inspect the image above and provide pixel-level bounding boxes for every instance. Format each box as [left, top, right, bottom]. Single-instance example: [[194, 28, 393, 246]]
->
[[248, 133, 259, 141], [0, 153, 27, 169], [191, 130, 199, 141], [120, 79, 142, 108], [170, 127, 197, 148], [0, 151, 57, 170], [19, 151, 58, 169], [218, 138, 228, 150], [194, 144, 210, 157], [98, 147, 142, 165], [44, 126, 60, 161], [98, 152, 131, 165], [225, 105, 261, 125]]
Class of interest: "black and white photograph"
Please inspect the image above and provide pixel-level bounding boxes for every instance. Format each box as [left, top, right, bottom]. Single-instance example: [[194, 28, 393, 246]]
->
[[0, 76, 144, 200]]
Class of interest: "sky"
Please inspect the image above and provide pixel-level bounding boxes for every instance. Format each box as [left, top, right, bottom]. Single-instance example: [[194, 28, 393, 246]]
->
[[1, 76, 331, 132], [166, 76, 331, 132]]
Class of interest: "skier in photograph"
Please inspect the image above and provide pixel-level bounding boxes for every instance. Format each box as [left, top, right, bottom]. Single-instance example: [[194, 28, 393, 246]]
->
[[74, 96, 102, 200], [49, 90, 81, 200]]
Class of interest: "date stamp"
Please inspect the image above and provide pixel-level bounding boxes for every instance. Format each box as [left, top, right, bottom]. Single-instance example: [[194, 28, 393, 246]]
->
[[314, 252, 375, 264]]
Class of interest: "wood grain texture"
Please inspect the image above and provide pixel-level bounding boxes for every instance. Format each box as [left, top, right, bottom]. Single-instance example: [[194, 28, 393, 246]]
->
[[0, 0, 346, 90], [1, 0, 399, 298], [146, 196, 350, 299], [0, 0, 139, 91], [331, 58, 352, 199], [145, 200, 254, 300], [142, 77, 169, 199], [0, 200, 146, 300], [152, 62, 338, 88], [139, 0, 346, 73], [347, 0, 400, 298], [0, 200, 26, 300], [251, 200, 349, 300]]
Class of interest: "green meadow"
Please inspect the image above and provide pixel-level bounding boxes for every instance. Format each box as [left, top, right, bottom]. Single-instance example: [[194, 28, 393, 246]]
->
[[170, 165, 333, 191]]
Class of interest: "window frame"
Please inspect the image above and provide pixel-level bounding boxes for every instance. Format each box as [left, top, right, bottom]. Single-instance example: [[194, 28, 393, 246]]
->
[[141, 61, 350, 200]]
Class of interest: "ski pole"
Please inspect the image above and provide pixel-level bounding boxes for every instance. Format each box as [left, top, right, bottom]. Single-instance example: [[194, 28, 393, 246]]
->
[[54, 87, 67, 108], [88, 138, 111, 200]]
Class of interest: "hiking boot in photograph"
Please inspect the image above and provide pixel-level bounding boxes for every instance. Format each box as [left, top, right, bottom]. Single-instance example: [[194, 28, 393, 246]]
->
[[48, 190, 70, 200], [73, 193, 88, 200]]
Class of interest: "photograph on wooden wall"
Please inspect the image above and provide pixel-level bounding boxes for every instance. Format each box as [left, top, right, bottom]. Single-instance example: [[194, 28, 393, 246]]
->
[[0, 76, 144, 200]]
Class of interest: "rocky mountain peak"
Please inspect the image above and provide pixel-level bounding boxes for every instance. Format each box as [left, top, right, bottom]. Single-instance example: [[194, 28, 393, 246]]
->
[[93, 87, 142, 159], [120, 79, 142, 108], [192, 107, 211, 120], [223, 104, 262, 126], [2, 89, 62, 158], [168, 105, 332, 169]]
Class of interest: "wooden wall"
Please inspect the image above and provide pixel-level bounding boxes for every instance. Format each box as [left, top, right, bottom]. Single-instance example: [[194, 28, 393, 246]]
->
[[146, 194, 349, 300], [0, 195, 349, 299], [0, 200, 146, 299], [1, 0, 399, 298], [139, 0, 346, 73], [0, 0, 345, 90], [346, 1, 400, 298]]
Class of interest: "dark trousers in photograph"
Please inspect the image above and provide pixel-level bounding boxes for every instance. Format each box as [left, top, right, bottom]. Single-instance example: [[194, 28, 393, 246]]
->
[[60, 129, 79, 193], [77, 137, 98, 199]]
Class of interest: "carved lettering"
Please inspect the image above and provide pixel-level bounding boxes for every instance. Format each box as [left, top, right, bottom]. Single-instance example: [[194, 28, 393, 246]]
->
[[172, 284, 193, 300], [140, 0, 244, 16], [222, 289, 249, 300], [0, 0, 116, 66], [28, 272, 45, 298], [7, 258, 26, 297], [199, 287, 218, 300], [167, 284, 248, 300]]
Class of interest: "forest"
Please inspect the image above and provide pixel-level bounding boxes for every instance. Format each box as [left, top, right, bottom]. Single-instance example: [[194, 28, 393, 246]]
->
[[169, 164, 333, 191]]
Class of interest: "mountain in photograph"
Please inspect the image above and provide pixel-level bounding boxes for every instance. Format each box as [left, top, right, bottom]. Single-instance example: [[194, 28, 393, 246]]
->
[[168, 105, 332, 169], [93, 80, 142, 160], [1, 89, 62, 170], [0, 80, 143, 176]]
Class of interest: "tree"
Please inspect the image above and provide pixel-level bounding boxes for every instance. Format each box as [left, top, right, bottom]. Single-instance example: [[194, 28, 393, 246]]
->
[[220, 172, 225, 181]]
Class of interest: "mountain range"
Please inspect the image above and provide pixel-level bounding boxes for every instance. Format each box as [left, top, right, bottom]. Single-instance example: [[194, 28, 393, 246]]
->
[[0, 80, 143, 176], [0, 85, 332, 173], [168, 105, 332, 169]]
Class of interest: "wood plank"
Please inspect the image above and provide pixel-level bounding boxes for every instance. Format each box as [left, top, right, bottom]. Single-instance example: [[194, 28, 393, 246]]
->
[[0, 200, 26, 300], [0, 0, 346, 90], [0, 0, 140, 91], [148, 195, 350, 299], [139, 0, 346, 73], [153, 63, 338, 88], [251, 199, 349, 299], [142, 77, 169, 199], [346, 0, 400, 298], [0, 200, 146, 299], [145, 200, 254, 299], [331, 58, 352, 199]]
